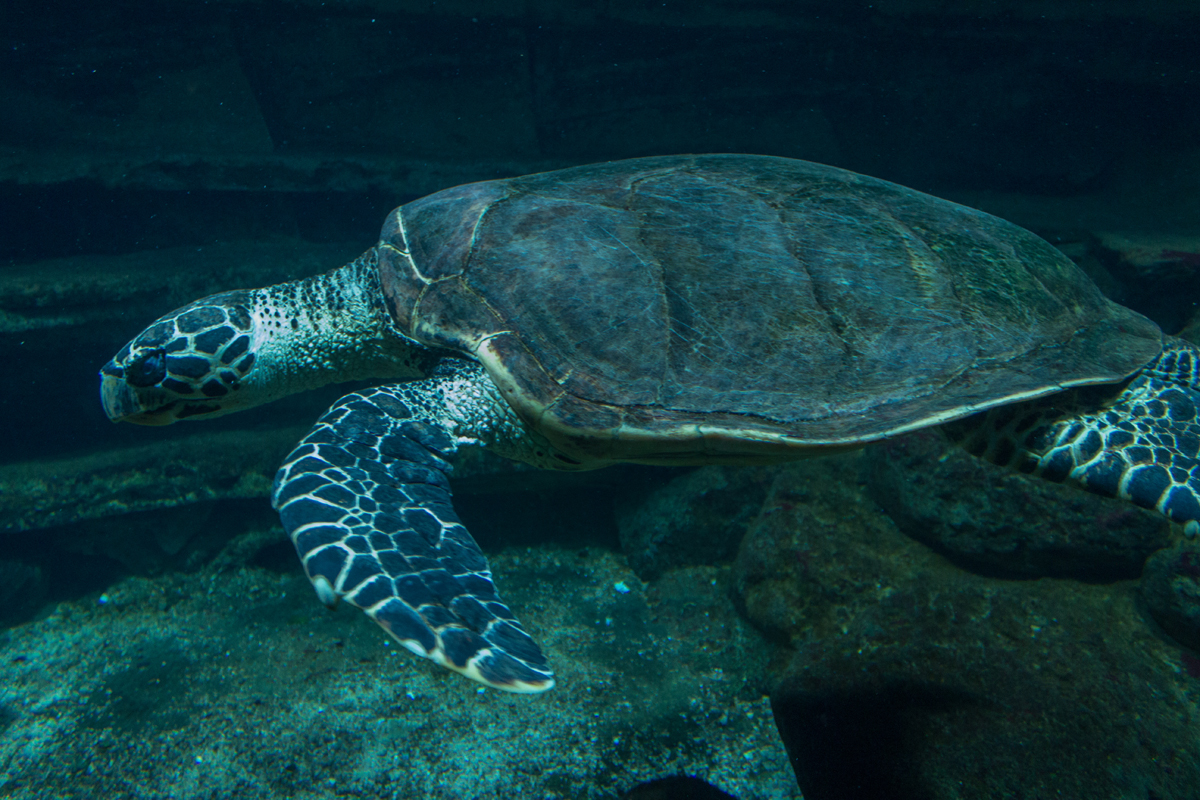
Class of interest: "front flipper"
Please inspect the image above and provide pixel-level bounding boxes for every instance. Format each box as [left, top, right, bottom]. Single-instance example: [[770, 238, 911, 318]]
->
[[272, 369, 554, 693]]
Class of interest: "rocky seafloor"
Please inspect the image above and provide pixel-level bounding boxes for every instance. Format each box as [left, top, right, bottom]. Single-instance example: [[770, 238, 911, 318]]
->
[[4, 413, 1200, 798]]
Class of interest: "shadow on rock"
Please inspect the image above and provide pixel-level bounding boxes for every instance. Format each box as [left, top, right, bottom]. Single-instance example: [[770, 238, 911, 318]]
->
[[773, 683, 984, 800]]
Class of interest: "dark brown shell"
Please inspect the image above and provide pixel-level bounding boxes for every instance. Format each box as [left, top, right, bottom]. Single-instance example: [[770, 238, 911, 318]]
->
[[376, 155, 1161, 463]]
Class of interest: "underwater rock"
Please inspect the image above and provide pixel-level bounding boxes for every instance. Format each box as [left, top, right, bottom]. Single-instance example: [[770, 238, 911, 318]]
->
[[1089, 232, 1200, 335], [1180, 305, 1200, 344], [615, 465, 776, 581], [734, 454, 1200, 799], [863, 428, 1170, 579], [0, 544, 799, 799], [0, 426, 544, 537], [1095, 231, 1200, 278], [1141, 544, 1200, 652], [0, 427, 301, 534], [0, 242, 356, 339], [0, 560, 46, 627]]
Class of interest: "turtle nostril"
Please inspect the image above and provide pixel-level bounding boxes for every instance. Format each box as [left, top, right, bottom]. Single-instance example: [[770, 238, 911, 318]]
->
[[126, 348, 168, 387]]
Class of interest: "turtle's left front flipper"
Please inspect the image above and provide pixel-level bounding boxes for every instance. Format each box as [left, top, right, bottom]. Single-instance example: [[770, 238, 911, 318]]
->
[[271, 363, 555, 692], [952, 336, 1200, 532]]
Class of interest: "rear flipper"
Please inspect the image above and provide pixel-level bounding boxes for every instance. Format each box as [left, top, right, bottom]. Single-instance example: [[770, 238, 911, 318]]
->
[[949, 336, 1200, 533], [272, 373, 554, 693]]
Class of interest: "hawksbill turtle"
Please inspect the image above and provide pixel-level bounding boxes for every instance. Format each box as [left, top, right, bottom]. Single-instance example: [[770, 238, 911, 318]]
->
[[100, 154, 1200, 693]]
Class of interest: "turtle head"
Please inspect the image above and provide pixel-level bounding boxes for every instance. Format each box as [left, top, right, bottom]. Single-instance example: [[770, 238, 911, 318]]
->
[[100, 291, 266, 425], [101, 260, 432, 426]]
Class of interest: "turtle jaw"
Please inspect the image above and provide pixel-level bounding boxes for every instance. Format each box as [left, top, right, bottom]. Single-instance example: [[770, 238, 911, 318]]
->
[[99, 367, 180, 425]]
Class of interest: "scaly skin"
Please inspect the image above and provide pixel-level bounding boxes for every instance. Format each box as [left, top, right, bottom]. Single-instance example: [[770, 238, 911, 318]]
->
[[271, 360, 560, 692]]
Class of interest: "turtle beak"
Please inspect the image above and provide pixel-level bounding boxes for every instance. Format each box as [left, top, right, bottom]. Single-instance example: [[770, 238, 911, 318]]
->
[[100, 363, 135, 421], [99, 364, 175, 426]]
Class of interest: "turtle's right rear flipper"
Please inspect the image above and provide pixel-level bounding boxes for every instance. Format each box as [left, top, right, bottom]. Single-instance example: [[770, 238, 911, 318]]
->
[[950, 337, 1200, 533], [271, 382, 555, 693]]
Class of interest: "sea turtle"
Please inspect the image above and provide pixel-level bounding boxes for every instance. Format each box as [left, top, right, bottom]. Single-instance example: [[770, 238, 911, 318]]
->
[[100, 154, 1200, 693]]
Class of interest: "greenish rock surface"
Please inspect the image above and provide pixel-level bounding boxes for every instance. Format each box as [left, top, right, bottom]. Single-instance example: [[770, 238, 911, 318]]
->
[[0, 539, 798, 799], [615, 466, 775, 582], [0, 241, 354, 338], [1142, 544, 1200, 652], [864, 428, 1171, 579], [0, 429, 301, 535], [0, 429, 539, 538], [735, 454, 1200, 799]]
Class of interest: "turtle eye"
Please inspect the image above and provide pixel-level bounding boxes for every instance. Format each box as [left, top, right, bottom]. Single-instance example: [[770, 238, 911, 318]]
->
[[126, 348, 167, 387]]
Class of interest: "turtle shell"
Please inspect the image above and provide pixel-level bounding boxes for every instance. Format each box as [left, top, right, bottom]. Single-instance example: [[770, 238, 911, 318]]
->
[[375, 155, 1161, 463]]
